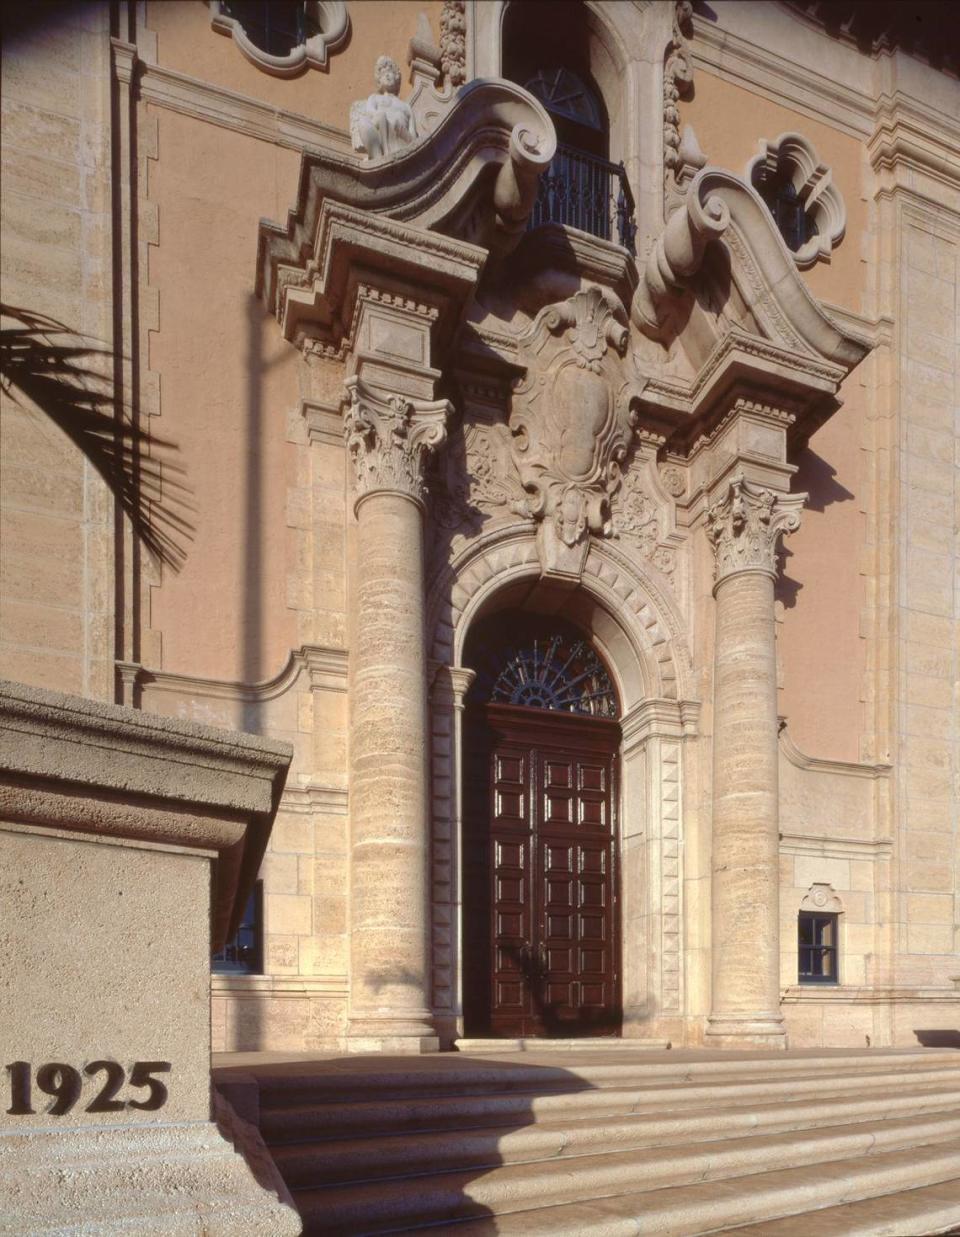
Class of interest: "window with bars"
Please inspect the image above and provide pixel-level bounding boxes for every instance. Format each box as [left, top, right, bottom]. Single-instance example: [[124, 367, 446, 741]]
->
[[798, 911, 838, 984], [212, 880, 264, 974]]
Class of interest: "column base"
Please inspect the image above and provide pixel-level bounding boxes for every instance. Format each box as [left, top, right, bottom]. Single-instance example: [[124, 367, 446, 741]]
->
[[347, 1010, 440, 1054], [347, 1034, 440, 1054], [705, 1014, 788, 1050]]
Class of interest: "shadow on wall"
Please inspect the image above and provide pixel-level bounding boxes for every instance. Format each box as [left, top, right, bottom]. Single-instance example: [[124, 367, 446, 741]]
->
[[775, 446, 856, 611], [914, 1029, 960, 1048], [211, 1053, 598, 1235]]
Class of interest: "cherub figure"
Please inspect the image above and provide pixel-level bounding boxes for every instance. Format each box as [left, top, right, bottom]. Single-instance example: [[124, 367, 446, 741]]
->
[[350, 56, 418, 161]]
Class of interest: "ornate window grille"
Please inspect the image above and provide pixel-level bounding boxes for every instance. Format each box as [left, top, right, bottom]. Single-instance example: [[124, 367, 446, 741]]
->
[[471, 630, 619, 719], [530, 144, 637, 253], [798, 911, 838, 984]]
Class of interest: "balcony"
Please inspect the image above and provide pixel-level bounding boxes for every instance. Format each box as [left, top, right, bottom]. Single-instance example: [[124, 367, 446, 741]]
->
[[530, 144, 637, 254]]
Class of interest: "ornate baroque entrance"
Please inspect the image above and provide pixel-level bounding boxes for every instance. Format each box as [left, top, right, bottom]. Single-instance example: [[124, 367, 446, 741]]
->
[[462, 618, 622, 1037]]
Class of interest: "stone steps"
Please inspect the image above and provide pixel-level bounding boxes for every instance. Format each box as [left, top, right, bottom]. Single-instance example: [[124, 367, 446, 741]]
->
[[271, 1083, 960, 1187], [292, 1113, 960, 1232], [419, 1139, 960, 1236], [217, 1048, 960, 1236], [260, 1064, 958, 1143]]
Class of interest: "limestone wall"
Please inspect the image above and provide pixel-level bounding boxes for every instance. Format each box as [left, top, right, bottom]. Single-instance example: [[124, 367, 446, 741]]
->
[[0, 5, 115, 700]]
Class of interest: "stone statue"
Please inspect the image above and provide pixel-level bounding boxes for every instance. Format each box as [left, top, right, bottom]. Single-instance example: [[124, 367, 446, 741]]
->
[[350, 56, 418, 161]]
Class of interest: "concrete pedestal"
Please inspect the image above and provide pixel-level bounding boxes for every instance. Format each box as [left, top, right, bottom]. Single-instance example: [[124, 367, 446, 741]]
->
[[0, 681, 300, 1234]]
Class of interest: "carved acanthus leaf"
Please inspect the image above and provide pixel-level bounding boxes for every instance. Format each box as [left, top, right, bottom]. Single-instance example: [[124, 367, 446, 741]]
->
[[344, 376, 451, 508], [705, 478, 805, 585], [611, 459, 678, 578], [510, 288, 645, 553]]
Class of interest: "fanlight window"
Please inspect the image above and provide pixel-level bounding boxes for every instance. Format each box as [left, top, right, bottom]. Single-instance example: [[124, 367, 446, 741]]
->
[[472, 630, 618, 719], [524, 67, 604, 132]]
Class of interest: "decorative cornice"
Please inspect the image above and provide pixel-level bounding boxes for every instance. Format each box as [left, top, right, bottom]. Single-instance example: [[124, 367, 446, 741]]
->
[[621, 696, 701, 749], [134, 644, 348, 704], [302, 399, 343, 448], [705, 478, 805, 587], [779, 721, 892, 779], [343, 376, 452, 511], [691, 13, 876, 139], [780, 832, 893, 859], [132, 56, 352, 156]]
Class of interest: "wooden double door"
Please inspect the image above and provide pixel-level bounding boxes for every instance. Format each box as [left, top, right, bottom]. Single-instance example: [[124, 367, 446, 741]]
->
[[463, 703, 621, 1038]]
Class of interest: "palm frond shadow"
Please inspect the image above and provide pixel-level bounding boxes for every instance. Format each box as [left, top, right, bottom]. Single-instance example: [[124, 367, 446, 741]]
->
[[1, 304, 195, 570]]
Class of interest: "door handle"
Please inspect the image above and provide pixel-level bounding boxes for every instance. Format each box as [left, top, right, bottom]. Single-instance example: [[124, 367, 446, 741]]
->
[[537, 941, 548, 972]]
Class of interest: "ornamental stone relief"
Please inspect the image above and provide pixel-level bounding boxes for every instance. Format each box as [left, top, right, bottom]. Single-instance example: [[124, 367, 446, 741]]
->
[[350, 56, 419, 161], [344, 376, 451, 508], [510, 287, 647, 576], [610, 453, 678, 580], [705, 478, 805, 586]]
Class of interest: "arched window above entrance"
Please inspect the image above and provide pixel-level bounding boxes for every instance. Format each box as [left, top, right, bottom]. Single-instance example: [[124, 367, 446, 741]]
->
[[465, 612, 619, 719]]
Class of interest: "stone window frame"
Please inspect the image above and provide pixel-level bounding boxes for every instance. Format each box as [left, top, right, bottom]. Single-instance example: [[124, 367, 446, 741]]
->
[[209, 0, 350, 77], [797, 883, 844, 986], [745, 132, 846, 269]]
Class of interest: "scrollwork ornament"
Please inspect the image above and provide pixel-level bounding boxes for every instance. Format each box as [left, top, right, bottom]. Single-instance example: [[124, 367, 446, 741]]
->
[[343, 376, 451, 510], [705, 478, 805, 588]]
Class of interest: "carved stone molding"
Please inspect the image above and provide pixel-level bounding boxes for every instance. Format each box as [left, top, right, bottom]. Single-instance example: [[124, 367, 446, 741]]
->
[[343, 376, 452, 510], [705, 478, 805, 587], [440, 0, 467, 89], [663, 0, 694, 197], [510, 287, 646, 576], [209, 0, 349, 77], [350, 56, 419, 162], [799, 883, 844, 915], [745, 132, 846, 268]]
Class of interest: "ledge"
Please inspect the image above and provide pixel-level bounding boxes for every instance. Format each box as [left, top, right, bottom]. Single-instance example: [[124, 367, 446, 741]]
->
[[0, 679, 292, 950]]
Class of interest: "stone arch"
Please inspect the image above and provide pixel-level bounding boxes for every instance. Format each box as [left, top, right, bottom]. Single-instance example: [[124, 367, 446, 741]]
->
[[426, 521, 695, 1045], [427, 522, 693, 706]]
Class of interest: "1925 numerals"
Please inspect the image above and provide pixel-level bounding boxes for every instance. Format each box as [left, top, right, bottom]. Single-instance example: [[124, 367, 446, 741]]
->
[[5, 1060, 171, 1115]]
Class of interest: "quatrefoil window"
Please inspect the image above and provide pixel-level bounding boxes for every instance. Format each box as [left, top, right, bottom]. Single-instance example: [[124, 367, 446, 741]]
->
[[210, 0, 349, 77], [746, 133, 845, 268]]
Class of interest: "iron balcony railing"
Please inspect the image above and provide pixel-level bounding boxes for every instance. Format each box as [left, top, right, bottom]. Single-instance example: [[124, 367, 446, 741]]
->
[[530, 144, 637, 254]]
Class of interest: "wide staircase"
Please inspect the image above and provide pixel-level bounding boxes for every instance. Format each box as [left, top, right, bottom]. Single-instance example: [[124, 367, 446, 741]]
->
[[215, 1047, 960, 1235]]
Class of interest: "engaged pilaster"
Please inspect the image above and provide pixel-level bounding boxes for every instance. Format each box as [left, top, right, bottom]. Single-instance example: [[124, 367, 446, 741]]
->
[[705, 477, 804, 1048]]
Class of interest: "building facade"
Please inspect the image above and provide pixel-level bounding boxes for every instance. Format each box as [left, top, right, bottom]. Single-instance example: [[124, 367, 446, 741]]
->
[[2, 0, 958, 1055]]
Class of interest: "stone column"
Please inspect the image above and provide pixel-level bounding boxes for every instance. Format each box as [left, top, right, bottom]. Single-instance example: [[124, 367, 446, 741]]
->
[[705, 478, 804, 1047], [343, 376, 452, 1053]]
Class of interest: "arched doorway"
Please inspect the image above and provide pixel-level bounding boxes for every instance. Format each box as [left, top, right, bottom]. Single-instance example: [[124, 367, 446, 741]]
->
[[462, 611, 622, 1038]]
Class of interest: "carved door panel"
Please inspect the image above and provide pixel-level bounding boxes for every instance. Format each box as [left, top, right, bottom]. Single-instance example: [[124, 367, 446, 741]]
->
[[463, 705, 620, 1038]]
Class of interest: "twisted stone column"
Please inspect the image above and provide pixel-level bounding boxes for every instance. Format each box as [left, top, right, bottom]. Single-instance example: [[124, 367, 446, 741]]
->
[[343, 376, 452, 1053], [705, 478, 804, 1047]]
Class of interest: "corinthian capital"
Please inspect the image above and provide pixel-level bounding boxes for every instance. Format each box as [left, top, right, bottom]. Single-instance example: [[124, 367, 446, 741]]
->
[[343, 376, 452, 510], [705, 478, 805, 588]]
